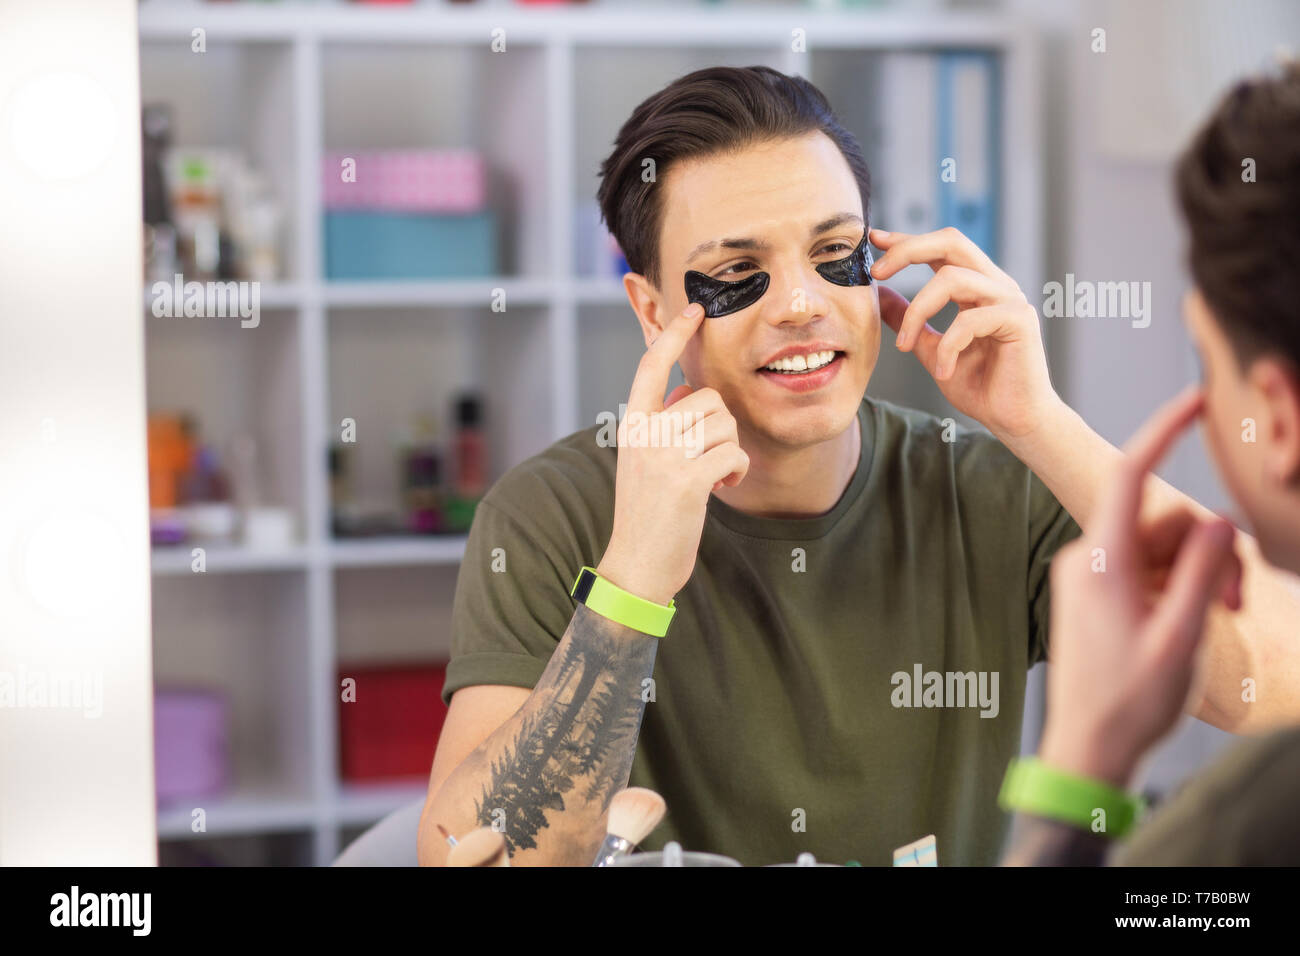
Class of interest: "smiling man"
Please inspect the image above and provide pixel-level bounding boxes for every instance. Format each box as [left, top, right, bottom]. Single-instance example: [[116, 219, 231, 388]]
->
[[417, 66, 1300, 867]]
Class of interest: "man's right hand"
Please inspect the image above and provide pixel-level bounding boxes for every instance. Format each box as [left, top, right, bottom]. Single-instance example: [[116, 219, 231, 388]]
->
[[596, 302, 749, 606]]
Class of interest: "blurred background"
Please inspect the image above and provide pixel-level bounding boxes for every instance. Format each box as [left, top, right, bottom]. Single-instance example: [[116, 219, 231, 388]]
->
[[133, 0, 1300, 865]]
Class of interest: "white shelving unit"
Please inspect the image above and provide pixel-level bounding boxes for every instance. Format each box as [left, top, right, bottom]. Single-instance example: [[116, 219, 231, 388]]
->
[[137, 0, 1042, 866]]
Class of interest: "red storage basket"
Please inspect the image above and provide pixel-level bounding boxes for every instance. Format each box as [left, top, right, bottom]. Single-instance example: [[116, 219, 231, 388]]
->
[[338, 663, 449, 781]]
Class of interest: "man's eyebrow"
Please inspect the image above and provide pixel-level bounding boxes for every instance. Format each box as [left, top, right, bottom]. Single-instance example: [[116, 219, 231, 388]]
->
[[684, 212, 865, 266]]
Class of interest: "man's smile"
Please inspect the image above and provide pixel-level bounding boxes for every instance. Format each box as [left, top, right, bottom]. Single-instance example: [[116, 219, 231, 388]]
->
[[755, 348, 847, 392]]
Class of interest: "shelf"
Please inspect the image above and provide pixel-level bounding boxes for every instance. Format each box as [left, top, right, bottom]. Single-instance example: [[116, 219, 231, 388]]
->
[[152, 544, 311, 575], [152, 537, 470, 572], [327, 304, 553, 503], [143, 281, 302, 310], [329, 536, 467, 567], [322, 278, 551, 309], [331, 780, 428, 826], [573, 277, 630, 305], [144, 307, 306, 538], [152, 573, 316, 823], [138, 2, 1022, 49], [139, 36, 301, 281], [156, 780, 427, 837], [157, 786, 317, 839]]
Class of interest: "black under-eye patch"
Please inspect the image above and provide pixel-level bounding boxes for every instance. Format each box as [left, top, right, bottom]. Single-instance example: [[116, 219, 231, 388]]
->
[[684, 269, 771, 318], [683, 231, 872, 318], [815, 232, 874, 286]]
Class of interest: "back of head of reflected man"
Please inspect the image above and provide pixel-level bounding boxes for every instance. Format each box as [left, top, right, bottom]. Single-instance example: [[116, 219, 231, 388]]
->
[[596, 66, 880, 456], [1177, 60, 1300, 572]]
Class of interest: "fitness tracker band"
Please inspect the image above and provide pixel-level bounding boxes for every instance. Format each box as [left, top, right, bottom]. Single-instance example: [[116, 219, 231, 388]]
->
[[569, 566, 676, 637], [998, 756, 1146, 839]]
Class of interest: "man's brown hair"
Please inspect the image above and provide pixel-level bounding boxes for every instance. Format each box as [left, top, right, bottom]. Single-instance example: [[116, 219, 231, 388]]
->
[[596, 65, 872, 291], [1176, 59, 1300, 371]]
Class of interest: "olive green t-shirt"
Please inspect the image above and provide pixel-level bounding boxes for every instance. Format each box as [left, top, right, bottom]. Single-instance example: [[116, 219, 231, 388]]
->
[[1112, 725, 1300, 865], [442, 395, 1081, 865]]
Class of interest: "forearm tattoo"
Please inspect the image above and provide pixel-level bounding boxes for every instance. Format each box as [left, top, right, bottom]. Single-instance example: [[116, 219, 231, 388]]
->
[[472, 603, 659, 857], [1002, 812, 1112, 867]]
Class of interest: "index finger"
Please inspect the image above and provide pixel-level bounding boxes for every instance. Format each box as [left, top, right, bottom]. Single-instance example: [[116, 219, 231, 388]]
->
[[877, 284, 942, 373], [1096, 385, 1205, 551], [627, 302, 706, 412], [869, 226, 1006, 283]]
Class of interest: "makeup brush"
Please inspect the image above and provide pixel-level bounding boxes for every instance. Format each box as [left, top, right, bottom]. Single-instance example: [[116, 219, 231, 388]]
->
[[436, 823, 457, 847], [592, 787, 667, 867], [446, 827, 510, 867]]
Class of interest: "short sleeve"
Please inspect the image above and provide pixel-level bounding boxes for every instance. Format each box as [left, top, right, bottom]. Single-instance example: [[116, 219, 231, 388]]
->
[[1112, 729, 1300, 865], [1026, 472, 1082, 667], [440, 497, 584, 705]]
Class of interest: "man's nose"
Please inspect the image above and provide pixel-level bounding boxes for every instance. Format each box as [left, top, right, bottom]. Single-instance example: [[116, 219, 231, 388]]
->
[[762, 263, 832, 325]]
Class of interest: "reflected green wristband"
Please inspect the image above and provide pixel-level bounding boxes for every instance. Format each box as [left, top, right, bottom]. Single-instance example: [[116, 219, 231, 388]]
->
[[999, 756, 1146, 839], [570, 566, 676, 638]]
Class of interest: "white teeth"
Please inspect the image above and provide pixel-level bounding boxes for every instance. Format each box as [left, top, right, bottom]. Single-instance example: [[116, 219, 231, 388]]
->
[[763, 349, 837, 373]]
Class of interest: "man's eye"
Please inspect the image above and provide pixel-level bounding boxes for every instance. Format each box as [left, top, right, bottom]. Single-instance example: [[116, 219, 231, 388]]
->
[[716, 244, 850, 278], [717, 262, 755, 279]]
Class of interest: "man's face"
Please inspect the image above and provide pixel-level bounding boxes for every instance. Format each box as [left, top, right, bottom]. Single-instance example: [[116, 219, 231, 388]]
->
[[645, 131, 880, 452], [1184, 288, 1300, 571]]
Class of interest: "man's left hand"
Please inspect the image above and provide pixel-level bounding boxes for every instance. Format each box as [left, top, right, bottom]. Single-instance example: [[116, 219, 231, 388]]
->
[[870, 225, 1059, 442]]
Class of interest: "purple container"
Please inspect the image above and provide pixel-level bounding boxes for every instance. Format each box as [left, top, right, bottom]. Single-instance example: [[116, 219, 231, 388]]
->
[[154, 687, 229, 806]]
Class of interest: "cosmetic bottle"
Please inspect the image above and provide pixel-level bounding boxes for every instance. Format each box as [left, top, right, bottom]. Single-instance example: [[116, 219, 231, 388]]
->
[[172, 156, 222, 280], [401, 415, 444, 535], [142, 104, 177, 282], [453, 394, 486, 497], [444, 394, 486, 533], [182, 443, 237, 544]]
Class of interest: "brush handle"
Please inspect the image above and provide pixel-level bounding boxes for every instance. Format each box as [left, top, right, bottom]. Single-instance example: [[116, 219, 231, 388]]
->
[[592, 833, 632, 867]]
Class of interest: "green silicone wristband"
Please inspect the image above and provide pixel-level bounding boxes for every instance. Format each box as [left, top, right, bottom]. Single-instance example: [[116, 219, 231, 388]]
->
[[998, 756, 1146, 839], [570, 566, 676, 638]]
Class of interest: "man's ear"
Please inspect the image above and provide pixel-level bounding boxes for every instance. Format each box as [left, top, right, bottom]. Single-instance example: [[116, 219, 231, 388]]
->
[[623, 271, 667, 349], [1248, 355, 1300, 486]]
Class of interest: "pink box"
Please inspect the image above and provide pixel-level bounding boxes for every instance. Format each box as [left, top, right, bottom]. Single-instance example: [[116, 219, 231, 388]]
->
[[154, 687, 229, 806], [322, 149, 486, 213]]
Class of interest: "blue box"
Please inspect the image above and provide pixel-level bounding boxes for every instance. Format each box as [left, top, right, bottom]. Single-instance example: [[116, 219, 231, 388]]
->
[[323, 211, 497, 280]]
